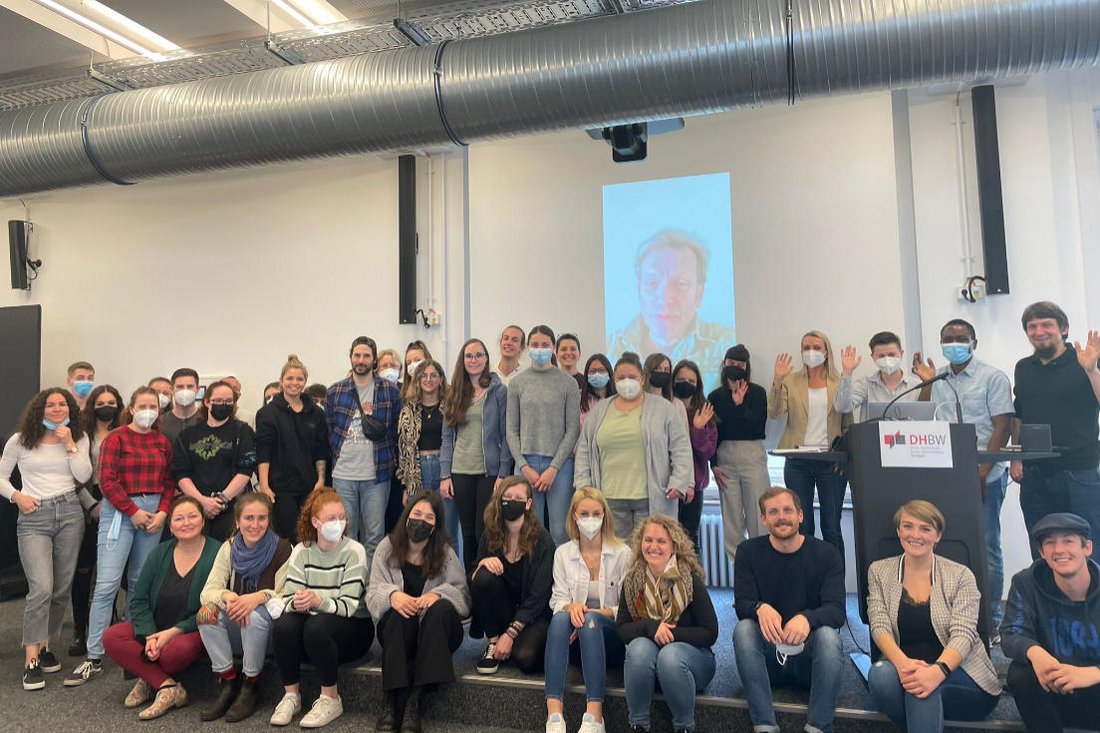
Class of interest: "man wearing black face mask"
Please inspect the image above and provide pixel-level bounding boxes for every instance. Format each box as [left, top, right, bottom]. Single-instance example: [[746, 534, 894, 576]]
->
[[707, 345, 771, 562], [170, 380, 258, 541]]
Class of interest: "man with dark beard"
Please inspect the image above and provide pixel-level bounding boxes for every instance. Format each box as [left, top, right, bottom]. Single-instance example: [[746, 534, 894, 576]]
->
[[1010, 301, 1100, 549], [731, 487, 845, 733]]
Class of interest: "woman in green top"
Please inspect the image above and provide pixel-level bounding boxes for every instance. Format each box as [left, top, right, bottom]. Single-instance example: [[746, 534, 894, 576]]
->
[[574, 353, 694, 540], [102, 496, 221, 720]]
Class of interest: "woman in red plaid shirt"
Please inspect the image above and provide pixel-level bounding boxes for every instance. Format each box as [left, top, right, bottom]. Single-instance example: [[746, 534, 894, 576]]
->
[[65, 386, 177, 687]]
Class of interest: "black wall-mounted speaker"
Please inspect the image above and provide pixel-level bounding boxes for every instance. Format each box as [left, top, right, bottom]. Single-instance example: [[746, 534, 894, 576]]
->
[[9, 220, 30, 290], [398, 155, 417, 325], [971, 86, 1010, 295]]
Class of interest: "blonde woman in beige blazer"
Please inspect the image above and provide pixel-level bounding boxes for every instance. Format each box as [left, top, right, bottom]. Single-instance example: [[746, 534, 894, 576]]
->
[[768, 330, 852, 563], [867, 500, 1001, 732]]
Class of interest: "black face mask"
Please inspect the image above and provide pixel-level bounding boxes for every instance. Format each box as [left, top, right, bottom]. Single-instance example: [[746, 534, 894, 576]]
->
[[93, 406, 119, 423], [210, 404, 234, 421], [648, 372, 671, 389], [672, 381, 697, 399], [501, 499, 527, 522], [407, 518, 434, 543], [723, 365, 748, 385]]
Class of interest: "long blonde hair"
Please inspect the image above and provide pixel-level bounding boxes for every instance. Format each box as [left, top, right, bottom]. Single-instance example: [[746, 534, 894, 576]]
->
[[566, 488, 622, 545], [800, 330, 839, 380], [628, 515, 705, 580]]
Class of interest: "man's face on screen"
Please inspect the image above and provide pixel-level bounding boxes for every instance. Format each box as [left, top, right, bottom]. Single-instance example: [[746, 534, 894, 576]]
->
[[637, 245, 704, 346]]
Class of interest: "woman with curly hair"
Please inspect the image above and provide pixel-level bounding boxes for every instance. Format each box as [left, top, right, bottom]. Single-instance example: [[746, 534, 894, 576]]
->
[[395, 359, 458, 546], [617, 515, 718, 733], [69, 384, 125, 657], [0, 388, 93, 690], [469, 476, 555, 675]]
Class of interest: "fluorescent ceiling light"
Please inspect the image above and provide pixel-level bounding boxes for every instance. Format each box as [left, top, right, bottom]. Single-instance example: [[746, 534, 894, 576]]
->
[[27, 0, 183, 59], [287, 0, 344, 25], [80, 0, 181, 53], [269, 0, 315, 28], [31, 0, 156, 56]]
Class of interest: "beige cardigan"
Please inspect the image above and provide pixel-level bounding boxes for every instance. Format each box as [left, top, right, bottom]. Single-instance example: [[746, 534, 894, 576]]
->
[[768, 370, 851, 449]]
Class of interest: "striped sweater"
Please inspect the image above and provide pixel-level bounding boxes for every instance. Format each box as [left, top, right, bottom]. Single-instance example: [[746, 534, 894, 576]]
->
[[279, 537, 369, 618]]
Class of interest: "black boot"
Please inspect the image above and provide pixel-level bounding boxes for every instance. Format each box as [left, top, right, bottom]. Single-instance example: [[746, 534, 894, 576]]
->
[[399, 687, 422, 733], [375, 689, 404, 732], [225, 676, 259, 722], [200, 675, 239, 721], [67, 634, 86, 658]]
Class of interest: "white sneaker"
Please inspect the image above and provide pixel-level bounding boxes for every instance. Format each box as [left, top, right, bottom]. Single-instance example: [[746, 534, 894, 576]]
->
[[269, 692, 302, 726], [299, 694, 343, 729], [545, 712, 567, 733], [578, 713, 606, 733]]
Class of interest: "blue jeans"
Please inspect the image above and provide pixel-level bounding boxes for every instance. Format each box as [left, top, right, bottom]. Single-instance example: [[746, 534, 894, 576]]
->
[[1020, 465, 1100, 559], [333, 477, 389, 565], [419, 454, 460, 553], [624, 637, 715, 731], [86, 494, 164, 659], [733, 620, 843, 732], [522, 454, 574, 545], [544, 610, 625, 703], [198, 605, 274, 677], [783, 457, 847, 564], [16, 493, 85, 646], [869, 660, 999, 731], [982, 473, 1007, 627]]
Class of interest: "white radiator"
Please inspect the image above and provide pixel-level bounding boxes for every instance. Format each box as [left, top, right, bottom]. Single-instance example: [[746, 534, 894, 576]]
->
[[699, 512, 735, 589]]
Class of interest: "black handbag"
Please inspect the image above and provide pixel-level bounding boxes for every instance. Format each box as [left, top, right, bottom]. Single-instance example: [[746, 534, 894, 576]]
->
[[354, 392, 388, 442]]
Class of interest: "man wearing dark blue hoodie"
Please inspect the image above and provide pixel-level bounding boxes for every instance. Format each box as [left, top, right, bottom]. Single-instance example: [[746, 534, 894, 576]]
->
[[1000, 513, 1100, 732]]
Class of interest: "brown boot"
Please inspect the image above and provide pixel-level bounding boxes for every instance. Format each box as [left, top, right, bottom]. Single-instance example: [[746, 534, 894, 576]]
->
[[138, 682, 188, 720]]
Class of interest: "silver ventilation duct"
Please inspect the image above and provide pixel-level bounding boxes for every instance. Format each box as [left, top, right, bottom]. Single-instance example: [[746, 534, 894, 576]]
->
[[1, 0, 1099, 196]]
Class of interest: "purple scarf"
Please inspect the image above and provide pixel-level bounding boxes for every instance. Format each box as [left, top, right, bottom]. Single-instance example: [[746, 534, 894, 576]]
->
[[231, 529, 279, 593]]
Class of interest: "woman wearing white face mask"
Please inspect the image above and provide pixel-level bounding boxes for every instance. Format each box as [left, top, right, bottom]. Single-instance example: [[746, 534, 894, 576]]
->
[[544, 488, 630, 733], [835, 331, 921, 421], [376, 349, 403, 386], [506, 325, 581, 546], [769, 330, 852, 564], [66, 387, 176, 688], [269, 488, 373, 729], [574, 353, 693, 541]]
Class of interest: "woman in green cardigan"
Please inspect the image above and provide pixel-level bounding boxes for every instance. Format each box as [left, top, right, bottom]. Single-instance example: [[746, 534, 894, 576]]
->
[[102, 496, 221, 720]]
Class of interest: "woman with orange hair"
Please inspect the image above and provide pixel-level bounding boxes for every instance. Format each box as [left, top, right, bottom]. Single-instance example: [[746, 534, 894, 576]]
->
[[268, 489, 373, 729]]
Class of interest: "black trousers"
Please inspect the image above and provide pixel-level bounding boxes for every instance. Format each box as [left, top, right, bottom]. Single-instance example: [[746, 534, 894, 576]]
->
[[205, 503, 238, 542], [452, 473, 495, 572], [377, 600, 463, 690], [70, 514, 99, 639], [1008, 660, 1100, 732], [272, 491, 309, 541], [469, 568, 549, 674], [273, 612, 374, 687], [678, 495, 703, 553]]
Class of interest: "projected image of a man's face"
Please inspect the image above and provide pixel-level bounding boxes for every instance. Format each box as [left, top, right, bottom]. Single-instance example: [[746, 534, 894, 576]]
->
[[637, 245, 705, 349]]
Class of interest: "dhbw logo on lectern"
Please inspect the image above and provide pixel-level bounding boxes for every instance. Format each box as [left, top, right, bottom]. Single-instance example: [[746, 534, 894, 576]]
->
[[884, 431, 906, 448], [884, 431, 948, 449]]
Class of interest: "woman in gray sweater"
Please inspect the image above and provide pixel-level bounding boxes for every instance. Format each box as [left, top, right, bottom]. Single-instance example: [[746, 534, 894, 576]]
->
[[573, 353, 693, 540], [367, 491, 470, 733]]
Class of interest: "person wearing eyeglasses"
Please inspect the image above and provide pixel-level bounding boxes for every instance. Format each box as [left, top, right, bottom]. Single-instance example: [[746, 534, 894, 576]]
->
[[171, 381, 257, 542], [441, 338, 511, 572]]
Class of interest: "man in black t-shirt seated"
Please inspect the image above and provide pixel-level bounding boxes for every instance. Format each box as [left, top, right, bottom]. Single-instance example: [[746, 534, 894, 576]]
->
[[732, 487, 846, 733]]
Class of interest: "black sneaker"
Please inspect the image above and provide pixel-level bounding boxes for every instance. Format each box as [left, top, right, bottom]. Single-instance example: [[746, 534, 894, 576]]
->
[[68, 637, 86, 658], [23, 658, 45, 691], [63, 658, 102, 687], [38, 650, 61, 673], [476, 643, 499, 674]]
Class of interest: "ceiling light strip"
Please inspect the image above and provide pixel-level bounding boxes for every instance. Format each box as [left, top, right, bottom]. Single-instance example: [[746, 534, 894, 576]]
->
[[30, 0, 158, 57]]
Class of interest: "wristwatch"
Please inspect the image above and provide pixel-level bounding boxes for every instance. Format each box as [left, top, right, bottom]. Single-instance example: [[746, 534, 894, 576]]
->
[[67, 444, 78, 454]]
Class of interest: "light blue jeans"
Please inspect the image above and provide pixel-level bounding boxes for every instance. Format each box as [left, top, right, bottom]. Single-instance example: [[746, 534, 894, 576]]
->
[[419, 454, 459, 552], [733, 620, 843, 732], [982, 473, 1007, 628], [333, 477, 389, 566], [544, 610, 625, 703], [16, 493, 85, 646], [198, 605, 274, 678], [521, 454, 574, 545], [86, 494, 164, 659], [624, 637, 715, 732]]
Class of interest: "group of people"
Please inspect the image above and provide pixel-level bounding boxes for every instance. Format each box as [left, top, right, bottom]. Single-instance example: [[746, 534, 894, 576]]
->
[[0, 296, 1096, 732]]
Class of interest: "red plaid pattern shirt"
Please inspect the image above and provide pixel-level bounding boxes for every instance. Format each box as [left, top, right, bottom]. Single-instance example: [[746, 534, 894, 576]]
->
[[98, 426, 175, 516]]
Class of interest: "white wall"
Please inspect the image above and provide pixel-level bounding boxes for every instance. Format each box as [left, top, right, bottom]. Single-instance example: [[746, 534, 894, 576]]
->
[[467, 93, 907, 382]]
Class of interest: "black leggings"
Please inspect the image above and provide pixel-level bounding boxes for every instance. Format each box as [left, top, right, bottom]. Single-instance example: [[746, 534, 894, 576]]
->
[[377, 600, 464, 690], [1008, 660, 1100, 732], [272, 491, 309, 541], [70, 514, 99, 639], [678, 494, 703, 553], [469, 569, 549, 674], [273, 612, 374, 687], [452, 473, 495, 572]]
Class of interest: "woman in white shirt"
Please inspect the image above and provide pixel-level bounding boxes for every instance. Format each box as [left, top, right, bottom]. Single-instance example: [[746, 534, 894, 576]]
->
[[769, 330, 851, 564], [543, 488, 630, 733], [0, 388, 93, 690]]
